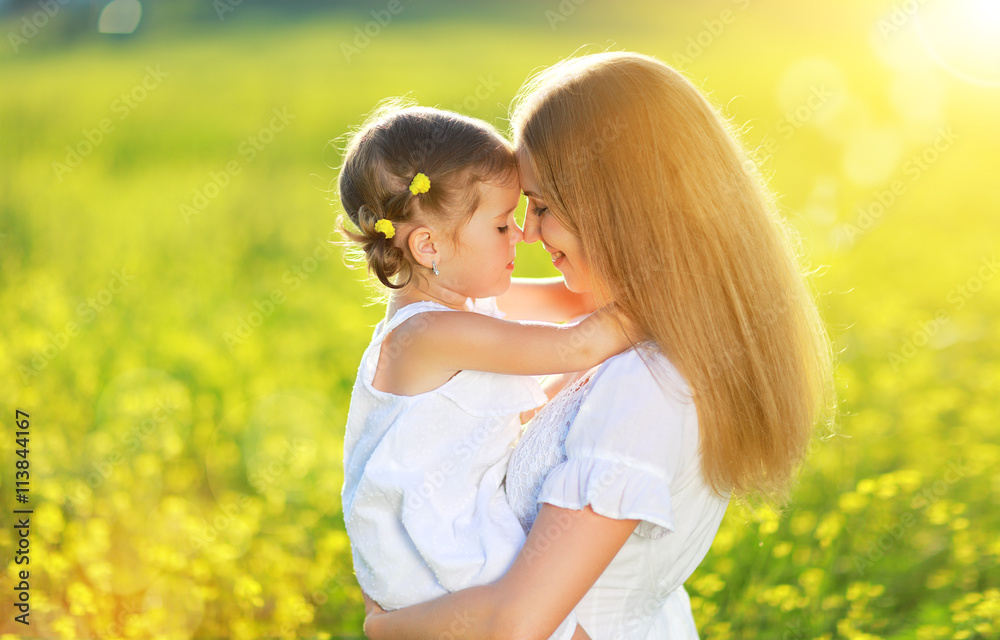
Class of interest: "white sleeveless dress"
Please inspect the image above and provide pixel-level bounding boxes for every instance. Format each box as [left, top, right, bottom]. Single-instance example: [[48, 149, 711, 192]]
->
[[507, 346, 731, 639], [342, 298, 579, 638]]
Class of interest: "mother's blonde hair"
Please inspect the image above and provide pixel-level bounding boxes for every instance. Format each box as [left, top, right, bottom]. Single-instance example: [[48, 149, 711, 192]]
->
[[511, 52, 835, 504]]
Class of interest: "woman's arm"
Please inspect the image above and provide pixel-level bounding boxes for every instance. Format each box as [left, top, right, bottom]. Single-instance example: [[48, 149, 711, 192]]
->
[[392, 306, 636, 378], [364, 504, 638, 640], [494, 277, 596, 323]]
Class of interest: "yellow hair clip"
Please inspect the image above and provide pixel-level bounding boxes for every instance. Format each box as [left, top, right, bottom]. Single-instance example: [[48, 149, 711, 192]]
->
[[409, 172, 430, 195], [374, 219, 395, 239]]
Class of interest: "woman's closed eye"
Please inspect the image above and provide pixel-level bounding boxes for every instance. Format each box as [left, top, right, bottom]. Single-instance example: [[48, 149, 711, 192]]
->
[[532, 205, 549, 217]]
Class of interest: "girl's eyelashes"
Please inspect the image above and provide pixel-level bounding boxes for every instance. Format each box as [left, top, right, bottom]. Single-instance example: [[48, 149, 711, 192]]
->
[[498, 225, 510, 234]]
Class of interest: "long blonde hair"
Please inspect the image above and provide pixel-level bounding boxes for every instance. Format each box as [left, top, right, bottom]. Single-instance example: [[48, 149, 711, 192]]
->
[[511, 52, 835, 504]]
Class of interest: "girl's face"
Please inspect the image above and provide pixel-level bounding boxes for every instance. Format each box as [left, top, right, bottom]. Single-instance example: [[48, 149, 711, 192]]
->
[[517, 149, 593, 293], [442, 178, 523, 298]]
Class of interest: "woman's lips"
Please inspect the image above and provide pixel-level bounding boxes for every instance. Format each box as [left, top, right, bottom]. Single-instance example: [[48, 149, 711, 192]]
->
[[551, 250, 565, 266]]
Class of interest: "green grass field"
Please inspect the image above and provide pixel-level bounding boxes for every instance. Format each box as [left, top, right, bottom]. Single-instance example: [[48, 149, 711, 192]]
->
[[1, 2, 998, 638]]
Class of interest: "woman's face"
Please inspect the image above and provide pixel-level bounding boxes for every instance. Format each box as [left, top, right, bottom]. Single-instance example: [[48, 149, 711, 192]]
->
[[517, 149, 594, 293]]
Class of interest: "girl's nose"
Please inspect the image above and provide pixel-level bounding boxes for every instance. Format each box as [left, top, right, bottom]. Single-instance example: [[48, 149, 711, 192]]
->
[[510, 218, 525, 245]]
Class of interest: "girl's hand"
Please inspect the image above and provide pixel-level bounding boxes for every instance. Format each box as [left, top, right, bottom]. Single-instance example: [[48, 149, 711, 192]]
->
[[583, 304, 643, 355]]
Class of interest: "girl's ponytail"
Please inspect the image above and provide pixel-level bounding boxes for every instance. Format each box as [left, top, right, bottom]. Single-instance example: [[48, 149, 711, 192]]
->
[[348, 202, 411, 290]]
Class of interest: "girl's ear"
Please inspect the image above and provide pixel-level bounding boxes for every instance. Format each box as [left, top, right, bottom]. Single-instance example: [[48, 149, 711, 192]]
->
[[407, 226, 438, 271]]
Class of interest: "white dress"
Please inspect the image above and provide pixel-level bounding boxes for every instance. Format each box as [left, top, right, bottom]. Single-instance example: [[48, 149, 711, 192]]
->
[[341, 298, 579, 638], [507, 345, 731, 639]]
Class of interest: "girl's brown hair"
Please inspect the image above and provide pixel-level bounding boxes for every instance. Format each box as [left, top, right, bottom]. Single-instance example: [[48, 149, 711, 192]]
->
[[339, 100, 517, 289], [512, 52, 835, 504]]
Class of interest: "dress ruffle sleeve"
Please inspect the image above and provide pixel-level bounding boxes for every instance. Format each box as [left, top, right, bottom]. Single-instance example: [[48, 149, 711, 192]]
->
[[536, 349, 695, 539]]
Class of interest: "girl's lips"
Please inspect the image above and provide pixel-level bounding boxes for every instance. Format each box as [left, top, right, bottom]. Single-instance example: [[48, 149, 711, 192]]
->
[[506, 260, 515, 270]]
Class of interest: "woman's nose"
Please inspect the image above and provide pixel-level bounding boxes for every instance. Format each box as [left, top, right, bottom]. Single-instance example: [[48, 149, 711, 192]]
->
[[522, 206, 541, 244]]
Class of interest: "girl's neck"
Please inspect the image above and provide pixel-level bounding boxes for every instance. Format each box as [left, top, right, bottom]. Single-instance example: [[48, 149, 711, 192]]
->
[[386, 280, 470, 322]]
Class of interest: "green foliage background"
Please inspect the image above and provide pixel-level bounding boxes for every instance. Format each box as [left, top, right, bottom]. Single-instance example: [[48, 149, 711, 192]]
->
[[1, 1, 998, 638]]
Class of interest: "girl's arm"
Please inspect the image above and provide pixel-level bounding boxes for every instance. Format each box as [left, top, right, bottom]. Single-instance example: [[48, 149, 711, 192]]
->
[[394, 306, 636, 377], [364, 504, 638, 640], [494, 277, 596, 323]]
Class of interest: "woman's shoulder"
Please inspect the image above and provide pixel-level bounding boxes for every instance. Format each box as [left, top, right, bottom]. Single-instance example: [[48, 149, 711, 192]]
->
[[587, 342, 694, 406]]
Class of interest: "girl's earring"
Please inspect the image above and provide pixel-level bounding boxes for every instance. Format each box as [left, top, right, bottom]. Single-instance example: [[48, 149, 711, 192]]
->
[[431, 260, 440, 276]]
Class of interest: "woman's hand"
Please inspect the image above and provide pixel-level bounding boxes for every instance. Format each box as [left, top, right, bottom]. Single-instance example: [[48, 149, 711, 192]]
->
[[362, 590, 386, 638], [363, 504, 637, 640]]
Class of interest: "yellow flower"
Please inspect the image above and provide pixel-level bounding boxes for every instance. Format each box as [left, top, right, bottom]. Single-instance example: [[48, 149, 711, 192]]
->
[[839, 491, 869, 514], [235, 575, 265, 608], [409, 172, 430, 195], [374, 219, 395, 239]]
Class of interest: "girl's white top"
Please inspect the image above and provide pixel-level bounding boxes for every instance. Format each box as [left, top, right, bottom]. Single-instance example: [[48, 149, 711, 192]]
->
[[507, 345, 731, 639], [342, 298, 579, 638]]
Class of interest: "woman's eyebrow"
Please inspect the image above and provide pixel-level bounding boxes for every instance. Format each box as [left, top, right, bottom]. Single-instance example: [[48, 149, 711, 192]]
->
[[521, 189, 541, 198]]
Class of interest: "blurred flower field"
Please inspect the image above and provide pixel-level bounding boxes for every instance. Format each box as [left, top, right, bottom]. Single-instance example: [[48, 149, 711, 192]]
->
[[1, 1, 998, 638]]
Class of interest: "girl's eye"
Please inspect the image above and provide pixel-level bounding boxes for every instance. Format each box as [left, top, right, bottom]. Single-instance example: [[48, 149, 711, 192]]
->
[[498, 225, 510, 234], [532, 205, 549, 217]]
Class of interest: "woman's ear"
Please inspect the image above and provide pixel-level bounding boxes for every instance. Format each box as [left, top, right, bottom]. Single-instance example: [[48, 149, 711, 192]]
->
[[407, 226, 438, 271]]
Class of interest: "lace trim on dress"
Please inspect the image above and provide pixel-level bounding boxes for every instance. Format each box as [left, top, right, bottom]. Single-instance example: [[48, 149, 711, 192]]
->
[[506, 374, 593, 532]]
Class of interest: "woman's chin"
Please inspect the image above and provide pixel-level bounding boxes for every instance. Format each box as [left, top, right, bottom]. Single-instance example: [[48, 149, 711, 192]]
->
[[559, 271, 585, 293]]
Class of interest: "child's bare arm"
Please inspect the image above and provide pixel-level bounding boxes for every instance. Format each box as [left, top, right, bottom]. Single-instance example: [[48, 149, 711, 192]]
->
[[398, 307, 636, 377]]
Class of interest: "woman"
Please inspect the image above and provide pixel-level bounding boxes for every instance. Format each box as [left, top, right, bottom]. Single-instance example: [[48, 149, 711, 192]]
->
[[363, 51, 834, 639]]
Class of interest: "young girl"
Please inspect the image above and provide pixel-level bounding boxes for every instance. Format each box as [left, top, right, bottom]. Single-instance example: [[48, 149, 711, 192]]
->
[[337, 102, 631, 636]]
